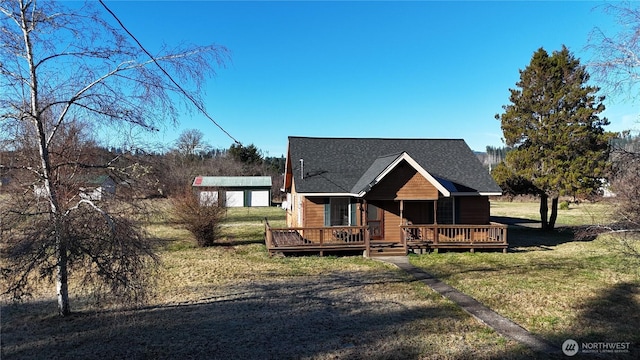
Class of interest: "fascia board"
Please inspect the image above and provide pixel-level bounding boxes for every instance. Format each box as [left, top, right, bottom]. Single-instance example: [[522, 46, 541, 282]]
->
[[449, 192, 503, 196], [284, 146, 293, 190], [296, 192, 360, 197]]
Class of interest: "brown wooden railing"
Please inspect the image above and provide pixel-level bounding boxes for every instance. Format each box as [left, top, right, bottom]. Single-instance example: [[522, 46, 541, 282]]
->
[[265, 219, 370, 255], [264, 219, 506, 255], [401, 222, 508, 250]]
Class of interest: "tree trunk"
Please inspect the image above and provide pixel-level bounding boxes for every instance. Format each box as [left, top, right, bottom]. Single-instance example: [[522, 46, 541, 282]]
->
[[539, 194, 549, 231], [56, 227, 71, 316], [20, 4, 71, 316], [548, 197, 559, 231]]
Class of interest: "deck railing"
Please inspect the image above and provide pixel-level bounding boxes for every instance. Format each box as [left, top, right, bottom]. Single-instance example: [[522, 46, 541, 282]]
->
[[401, 222, 508, 250], [264, 219, 370, 254], [264, 219, 507, 255]]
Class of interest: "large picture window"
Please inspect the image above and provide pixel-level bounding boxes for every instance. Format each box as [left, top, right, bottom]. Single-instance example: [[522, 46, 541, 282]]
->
[[437, 197, 455, 224], [324, 197, 356, 226]]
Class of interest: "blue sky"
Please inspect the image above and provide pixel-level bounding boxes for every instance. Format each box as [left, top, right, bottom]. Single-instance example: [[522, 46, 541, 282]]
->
[[98, 1, 637, 157]]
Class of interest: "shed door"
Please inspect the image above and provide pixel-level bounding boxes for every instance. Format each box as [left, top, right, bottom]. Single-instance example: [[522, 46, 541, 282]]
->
[[199, 191, 218, 206], [250, 190, 269, 207], [226, 191, 244, 207]]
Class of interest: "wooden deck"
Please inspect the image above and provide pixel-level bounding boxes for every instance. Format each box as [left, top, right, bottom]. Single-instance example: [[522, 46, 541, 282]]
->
[[264, 220, 508, 256], [403, 223, 508, 254], [265, 222, 369, 256]]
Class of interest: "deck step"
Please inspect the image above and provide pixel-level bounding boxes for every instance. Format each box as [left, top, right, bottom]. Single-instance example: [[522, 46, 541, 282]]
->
[[368, 247, 407, 257]]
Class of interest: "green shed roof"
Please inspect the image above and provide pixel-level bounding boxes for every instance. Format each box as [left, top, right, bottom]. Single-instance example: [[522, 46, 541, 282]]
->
[[192, 176, 272, 188]]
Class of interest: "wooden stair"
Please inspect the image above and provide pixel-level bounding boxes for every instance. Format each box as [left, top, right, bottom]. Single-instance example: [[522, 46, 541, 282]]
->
[[368, 242, 407, 257]]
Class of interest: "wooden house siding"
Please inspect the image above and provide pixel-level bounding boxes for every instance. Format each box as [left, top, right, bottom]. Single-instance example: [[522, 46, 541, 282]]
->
[[397, 167, 439, 200], [366, 161, 439, 201], [304, 197, 326, 228], [380, 200, 402, 241], [457, 197, 490, 224]]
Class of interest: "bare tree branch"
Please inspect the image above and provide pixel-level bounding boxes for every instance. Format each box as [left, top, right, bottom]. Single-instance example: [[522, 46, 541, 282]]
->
[[0, 0, 227, 315]]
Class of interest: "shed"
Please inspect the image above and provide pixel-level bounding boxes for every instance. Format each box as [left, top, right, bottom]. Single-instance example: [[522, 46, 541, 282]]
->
[[79, 175, 116, 201], [192, 176, 272, 207]]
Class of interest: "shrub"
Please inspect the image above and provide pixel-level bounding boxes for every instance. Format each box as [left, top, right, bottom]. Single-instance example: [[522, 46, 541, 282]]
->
[[559, 201, 570, 210], [171, 189, 226, 247]]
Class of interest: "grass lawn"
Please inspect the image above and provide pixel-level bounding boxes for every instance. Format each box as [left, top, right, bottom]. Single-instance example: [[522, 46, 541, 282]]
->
[[3, 199, 638, 359], [410, 199, 640, 358], [2, 202, 534, 360]]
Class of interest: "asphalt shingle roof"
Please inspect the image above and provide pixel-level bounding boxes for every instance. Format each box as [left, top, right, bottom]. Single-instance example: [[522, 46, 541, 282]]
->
[[288, 137, 502, 195]]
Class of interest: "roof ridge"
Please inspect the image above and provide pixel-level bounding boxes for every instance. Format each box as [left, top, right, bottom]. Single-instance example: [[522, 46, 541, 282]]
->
[[288, 136, 465, 141]]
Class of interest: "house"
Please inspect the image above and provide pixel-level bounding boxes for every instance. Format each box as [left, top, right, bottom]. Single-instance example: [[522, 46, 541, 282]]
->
[[32, 175, 116, 201], [192, 176, 272, 207], [79, 175, 116, 201], [265, 137, 507, 256]]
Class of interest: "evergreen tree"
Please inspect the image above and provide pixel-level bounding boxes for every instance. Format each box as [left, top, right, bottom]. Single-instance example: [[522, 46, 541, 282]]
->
[[228, 143, 263, 165], [495, 46, 614, 230]]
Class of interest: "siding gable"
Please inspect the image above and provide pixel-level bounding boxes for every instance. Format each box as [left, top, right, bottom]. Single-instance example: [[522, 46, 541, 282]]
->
[[366, 161, 439, 200]]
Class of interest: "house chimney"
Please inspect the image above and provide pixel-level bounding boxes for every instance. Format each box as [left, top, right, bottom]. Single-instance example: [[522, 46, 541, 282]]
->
[[300, 159, 304, 179]]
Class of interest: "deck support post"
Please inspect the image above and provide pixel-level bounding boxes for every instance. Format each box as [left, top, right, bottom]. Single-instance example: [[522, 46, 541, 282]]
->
[[365, 227, 370, 258]]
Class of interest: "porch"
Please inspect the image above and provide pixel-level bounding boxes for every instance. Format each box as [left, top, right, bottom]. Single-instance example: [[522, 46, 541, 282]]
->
[[264, 220, 508, 256], [403, 223, 508, 254]]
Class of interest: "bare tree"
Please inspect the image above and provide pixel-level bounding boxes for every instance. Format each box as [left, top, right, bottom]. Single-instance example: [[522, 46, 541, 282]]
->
[[0, 0, 228, 316], [586, 2, 640, 256], [175, 129, 210, 157], [589, 3, 640, 101], [596, 140, 640, 257]]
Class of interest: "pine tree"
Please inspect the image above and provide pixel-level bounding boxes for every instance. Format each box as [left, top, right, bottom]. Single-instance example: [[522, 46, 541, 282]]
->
[[495, 46, 614, 230]]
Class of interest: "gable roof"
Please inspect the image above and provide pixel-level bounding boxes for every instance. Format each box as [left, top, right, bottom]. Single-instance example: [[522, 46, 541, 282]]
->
[[193, 176, 272, 188], [287, 137, 502, 196], [351, 152, 451, 196]]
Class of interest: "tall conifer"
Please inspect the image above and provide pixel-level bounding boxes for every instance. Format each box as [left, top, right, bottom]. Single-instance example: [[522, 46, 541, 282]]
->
[[496, 46, 614, 230]]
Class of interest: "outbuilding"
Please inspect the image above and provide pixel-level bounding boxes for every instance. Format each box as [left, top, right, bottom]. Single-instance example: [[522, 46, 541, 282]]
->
[[192, 176, 272, 207]]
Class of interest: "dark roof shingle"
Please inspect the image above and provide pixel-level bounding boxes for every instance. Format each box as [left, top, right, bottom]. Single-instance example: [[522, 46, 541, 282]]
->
[[288, 136, 501, 195]]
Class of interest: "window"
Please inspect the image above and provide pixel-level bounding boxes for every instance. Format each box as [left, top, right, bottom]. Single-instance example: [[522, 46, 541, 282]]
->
[[323, 197, 356, 226], [437, 197, 455, 224], [330, 198, 350, 226]]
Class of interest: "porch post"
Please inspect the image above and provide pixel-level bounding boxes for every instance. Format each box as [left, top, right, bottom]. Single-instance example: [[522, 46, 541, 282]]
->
[[400, 200, 406, 251], [452, 196, 456, 225], [433, 199, 439, 244], [363, 200, 367, 227], [433, 199, 438, 225], [363, 200, 370, 257]]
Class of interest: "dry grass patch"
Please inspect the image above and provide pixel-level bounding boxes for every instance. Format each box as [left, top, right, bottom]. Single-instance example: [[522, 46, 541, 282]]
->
[[1, 203, 539, 359], [410, 200, 639, 357], [491, 199, 612, 226], [2, 243, 535, 359]]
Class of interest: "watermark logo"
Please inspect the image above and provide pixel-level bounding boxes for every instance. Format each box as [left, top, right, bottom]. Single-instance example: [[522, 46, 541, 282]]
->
[[562, 339, 632, 356], [562, 339, 579, 356]]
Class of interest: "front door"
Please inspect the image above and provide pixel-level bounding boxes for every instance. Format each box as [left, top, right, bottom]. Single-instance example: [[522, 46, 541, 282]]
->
[[367, 204, 384, 240]]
